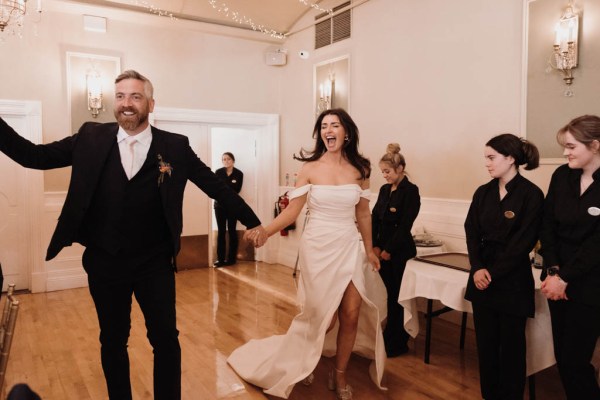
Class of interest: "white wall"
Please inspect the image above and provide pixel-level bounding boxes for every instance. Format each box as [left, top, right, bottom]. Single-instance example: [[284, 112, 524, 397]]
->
[[279, 0, 560, 202]]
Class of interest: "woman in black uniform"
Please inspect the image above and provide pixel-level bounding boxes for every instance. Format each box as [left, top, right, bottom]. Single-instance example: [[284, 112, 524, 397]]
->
[[372, 143, 420, 357], [540, 115, 600, 399], [214, 152, 244, 267], [464, 134, 544, 400]]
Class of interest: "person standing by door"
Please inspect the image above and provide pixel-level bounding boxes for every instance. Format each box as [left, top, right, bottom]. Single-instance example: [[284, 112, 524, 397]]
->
[[214, 152, 244, 267], [0, 70, 265, 400]]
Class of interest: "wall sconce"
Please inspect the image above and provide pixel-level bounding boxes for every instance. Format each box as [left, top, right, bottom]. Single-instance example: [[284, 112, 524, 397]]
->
[[86, 69, 103, 118], [316, 73, 335, 116], [548, 1, 579, 96]]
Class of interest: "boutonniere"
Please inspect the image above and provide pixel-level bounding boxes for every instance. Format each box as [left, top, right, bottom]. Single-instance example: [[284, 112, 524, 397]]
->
[[157, 154, 173, 186]]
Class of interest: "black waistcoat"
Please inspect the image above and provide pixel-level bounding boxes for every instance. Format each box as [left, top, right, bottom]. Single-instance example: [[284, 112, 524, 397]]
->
[[78, 140, 171, 259]]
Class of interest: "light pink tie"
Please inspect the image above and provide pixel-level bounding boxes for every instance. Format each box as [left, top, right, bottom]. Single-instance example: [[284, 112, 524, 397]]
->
[[124, 136, 137, 179]]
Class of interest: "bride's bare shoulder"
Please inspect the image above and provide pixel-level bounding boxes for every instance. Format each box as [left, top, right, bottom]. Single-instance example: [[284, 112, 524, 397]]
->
[[294, 162, 315, 185]]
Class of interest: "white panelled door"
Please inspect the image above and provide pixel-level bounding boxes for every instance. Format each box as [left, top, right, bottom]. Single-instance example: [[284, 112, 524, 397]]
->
[[0, 101, 44, 291]]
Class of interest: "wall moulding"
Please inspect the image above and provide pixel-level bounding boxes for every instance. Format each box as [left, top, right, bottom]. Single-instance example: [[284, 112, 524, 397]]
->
[[66, 51, 121, 134]]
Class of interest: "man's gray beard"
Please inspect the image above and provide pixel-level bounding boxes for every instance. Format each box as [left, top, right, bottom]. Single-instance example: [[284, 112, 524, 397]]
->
[[115, 112, 148, 131]]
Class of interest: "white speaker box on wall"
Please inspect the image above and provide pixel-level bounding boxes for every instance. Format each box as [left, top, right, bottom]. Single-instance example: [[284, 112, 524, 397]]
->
[[265, 52, 287, 66]]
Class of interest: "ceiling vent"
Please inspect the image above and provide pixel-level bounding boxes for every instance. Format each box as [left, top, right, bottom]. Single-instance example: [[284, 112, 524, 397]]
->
[[315, 1, 351, 50]]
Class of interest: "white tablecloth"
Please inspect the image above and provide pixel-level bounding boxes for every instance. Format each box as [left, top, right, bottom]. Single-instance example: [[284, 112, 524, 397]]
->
[[398, 257, 556, 375]]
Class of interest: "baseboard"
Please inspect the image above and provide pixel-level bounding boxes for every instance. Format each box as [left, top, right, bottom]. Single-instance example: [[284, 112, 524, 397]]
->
[[46, 265, 88, 292]]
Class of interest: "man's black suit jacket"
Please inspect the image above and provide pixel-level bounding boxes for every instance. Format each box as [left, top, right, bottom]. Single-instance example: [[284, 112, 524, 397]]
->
[[0, 118, 261, 261]]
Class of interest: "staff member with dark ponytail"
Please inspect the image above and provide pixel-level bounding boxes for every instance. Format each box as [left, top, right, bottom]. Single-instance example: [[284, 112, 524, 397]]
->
[[540, 115, 600, 399], [464, 134, 544, 400]]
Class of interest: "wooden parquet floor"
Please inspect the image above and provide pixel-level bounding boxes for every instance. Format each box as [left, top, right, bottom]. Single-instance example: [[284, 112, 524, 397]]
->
[[4, 261, 567, 399]]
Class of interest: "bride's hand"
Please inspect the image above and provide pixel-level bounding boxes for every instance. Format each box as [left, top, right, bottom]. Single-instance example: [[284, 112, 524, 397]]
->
[[244, 226, 268, 248], [367, 252, 380, 272]]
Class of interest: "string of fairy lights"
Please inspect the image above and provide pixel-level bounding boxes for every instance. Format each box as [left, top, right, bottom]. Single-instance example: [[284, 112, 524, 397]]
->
[[208, 0, 284, 38], [135, 0, 333, 38], [208, 0, 333, 38], [134, 0, 177, 19]]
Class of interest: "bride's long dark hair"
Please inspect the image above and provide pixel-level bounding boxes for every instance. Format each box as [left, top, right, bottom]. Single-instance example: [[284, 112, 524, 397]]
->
[[294, 108, 371, 180]]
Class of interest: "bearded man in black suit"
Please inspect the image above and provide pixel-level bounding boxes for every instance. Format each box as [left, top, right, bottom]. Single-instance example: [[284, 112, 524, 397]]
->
[[0, 70, 267, 400]]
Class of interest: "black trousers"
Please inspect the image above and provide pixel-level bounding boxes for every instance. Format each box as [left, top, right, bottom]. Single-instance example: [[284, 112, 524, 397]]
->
[[378, 257, 410, 354], [471, 301, 527, 400], [84, 247, 181, 400], [215, 206, 238, 262], [548, 299, 600, 400], [7, 384, 41, 400]]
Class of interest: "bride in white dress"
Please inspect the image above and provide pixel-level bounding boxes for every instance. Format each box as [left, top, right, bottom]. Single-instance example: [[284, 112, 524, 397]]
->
[[228, 109, 387, 399]]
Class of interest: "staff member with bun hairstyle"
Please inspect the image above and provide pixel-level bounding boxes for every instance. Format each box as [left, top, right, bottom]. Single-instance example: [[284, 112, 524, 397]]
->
[[371, 143, 420, 357]]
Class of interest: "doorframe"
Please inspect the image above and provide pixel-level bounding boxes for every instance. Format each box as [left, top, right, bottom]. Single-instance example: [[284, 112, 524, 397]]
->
[[0, 99, 44, 291], [150, 107, 280, 263]]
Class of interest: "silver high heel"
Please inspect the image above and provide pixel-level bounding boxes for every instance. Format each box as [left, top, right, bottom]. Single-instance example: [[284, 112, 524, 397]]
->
[[328, 368, 353, 400]]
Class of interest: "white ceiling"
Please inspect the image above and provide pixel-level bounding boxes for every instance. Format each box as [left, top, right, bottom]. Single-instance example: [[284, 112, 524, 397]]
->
[[66, 0, 328, 36]]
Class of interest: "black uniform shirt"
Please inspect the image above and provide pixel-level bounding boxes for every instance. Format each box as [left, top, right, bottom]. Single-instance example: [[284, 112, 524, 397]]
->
[[464, 173, 543, 316], [214, 167, 243, 208], [371, 176, 420, 262], [540, 164, 600, 306]]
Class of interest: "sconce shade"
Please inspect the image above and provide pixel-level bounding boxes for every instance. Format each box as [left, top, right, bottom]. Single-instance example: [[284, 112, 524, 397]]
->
[[316, 74, 335, 117], [87, 70, 103, 118], [554, 5, 578, 65], [549, 2, 579, 93]]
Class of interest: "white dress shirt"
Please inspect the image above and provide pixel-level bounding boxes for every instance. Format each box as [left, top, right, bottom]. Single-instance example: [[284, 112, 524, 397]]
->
[[117, 125, 152, 179]]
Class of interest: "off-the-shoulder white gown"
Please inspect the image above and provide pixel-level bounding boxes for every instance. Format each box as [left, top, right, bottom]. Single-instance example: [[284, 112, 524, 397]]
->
[[227, 184, 387, 399]]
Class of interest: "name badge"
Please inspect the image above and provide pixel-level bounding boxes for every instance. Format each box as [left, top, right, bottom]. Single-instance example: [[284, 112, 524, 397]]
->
[[389, 207, 397, 213], [504, 211, 515, 219], [588, 207, 600, 216]]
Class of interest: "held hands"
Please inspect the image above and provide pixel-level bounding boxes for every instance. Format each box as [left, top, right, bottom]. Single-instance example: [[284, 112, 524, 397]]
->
[[541, 275, 569, 301], [380, 250, 391, 261], [372, 247, 390, 261], [243, 226, 269, 248], [373, 247, 382, 259], [473, 269, 492, 290]]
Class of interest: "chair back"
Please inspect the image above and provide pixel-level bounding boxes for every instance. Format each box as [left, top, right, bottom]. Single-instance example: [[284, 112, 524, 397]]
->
[[0, 284, 19, 392]]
